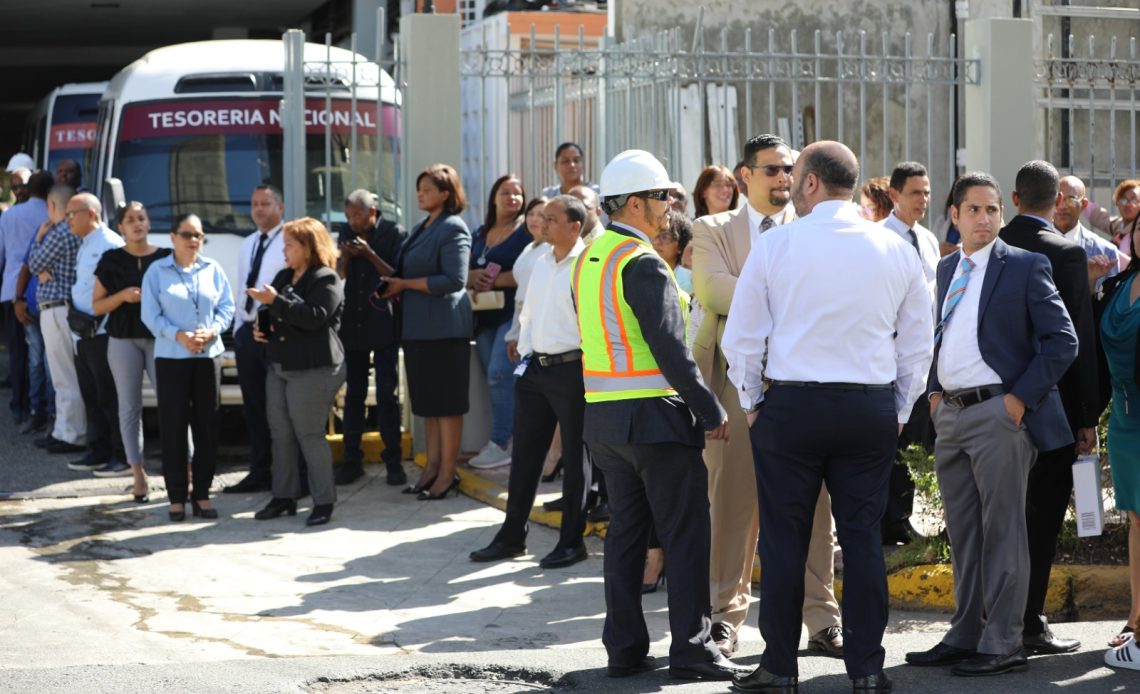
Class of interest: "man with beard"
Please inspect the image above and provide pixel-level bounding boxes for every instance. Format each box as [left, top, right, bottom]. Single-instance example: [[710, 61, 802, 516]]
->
[[725, 141, 932, 692], [691, 134, 841, 660]]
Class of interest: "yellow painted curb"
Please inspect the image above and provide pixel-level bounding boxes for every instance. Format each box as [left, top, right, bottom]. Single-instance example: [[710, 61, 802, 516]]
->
[[327, 431, 415, 464], [412, 453, 608, 538]]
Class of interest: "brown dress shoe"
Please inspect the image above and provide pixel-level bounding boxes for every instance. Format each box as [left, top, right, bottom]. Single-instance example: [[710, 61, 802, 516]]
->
[[712, 622, 738, 656], [807, 624, 844, 657]]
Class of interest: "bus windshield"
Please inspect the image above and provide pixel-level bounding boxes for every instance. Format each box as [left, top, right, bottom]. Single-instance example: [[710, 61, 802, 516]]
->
[[48, 93, 100, 174], [112, 98, 398, 234]]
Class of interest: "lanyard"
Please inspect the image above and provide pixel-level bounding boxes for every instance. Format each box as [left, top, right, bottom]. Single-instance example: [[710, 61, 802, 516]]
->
[[175, 261, 202, 326]]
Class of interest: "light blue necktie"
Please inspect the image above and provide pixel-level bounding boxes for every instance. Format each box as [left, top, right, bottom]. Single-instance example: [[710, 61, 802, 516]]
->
[[934, 256, 976, 344]]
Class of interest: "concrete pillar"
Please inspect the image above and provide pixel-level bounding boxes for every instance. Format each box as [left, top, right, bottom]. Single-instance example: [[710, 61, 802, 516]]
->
[[964, 18, 1037, 205], [353, 0, 384, 60], [398, 13, 462, 226]]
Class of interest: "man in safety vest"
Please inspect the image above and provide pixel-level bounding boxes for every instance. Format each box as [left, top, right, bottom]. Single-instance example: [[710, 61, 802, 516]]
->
[[573, 149, 744, 682]]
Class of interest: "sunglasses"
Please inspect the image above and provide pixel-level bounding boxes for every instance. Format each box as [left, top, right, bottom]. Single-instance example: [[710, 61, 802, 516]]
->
[[751, 164, 794, 177], [174, 231, 205, 241], [640, 189, 672, 201]]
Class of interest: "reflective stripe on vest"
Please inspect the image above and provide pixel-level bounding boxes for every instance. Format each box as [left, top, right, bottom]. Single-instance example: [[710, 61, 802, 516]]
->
[[573, 229, 682, 402]]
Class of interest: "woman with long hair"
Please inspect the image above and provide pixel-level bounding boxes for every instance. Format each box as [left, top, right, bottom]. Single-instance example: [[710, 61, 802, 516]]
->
[[92, 202, 171, 501], [692, 165, 739, 218], [466, 174, 532, 470], [249, 217, 346, 527]]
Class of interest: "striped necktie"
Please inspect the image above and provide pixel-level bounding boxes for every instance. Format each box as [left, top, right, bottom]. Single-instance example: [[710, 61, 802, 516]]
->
[[760, 216, 775, 233], [934, 256, 976, 344]]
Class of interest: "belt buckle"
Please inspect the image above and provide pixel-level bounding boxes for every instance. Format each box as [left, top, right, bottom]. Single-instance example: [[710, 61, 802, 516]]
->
[[944, 392, 963, 408]]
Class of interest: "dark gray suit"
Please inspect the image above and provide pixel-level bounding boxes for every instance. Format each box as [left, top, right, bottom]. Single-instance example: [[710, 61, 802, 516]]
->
[[929, 238, 1077, 656], [579, 226, 726, 670], [396, 213, 473, 341]]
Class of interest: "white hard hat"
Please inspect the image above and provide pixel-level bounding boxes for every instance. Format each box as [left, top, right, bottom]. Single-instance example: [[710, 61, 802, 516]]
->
[[600, 149, 672, 198], [5, 153, 35, 173]]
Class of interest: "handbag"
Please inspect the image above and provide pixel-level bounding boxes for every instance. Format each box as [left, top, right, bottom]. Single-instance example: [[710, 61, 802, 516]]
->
[[67, 305, 100, 339], [468, 290, 505, 311]]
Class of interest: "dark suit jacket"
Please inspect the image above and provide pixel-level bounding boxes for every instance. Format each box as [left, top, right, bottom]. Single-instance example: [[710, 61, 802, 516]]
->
[[395, 213, 473, 341], [265, 265, 345, 371], [928, 238, 1078, 452], [1093, 269, 1140, 416], [999, 214, 1099, 432], [581, 227, 725, 448], [337, 216, 406, 351]]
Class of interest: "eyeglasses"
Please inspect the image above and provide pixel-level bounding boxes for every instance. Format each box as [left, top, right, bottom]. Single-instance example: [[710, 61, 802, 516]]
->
[[749, 164, 794, 177], [174, 231, 205, 241], [1060, 195, 1084, 206], [640, 189, 672, 201]]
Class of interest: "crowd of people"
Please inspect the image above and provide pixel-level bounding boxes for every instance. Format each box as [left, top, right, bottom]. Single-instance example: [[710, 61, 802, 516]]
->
[[2, 133, 1139, 690]]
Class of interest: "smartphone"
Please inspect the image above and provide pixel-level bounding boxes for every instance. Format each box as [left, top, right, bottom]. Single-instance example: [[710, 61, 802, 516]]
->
[[482, 262, 501, 289]]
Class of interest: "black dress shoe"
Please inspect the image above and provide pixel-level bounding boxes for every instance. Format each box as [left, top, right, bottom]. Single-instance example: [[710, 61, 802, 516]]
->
[[306, 504, 334, 526], [223, 474, 271, 494], [852, 672, 891, 692], [951, 649, 1028, 676], [469, 541, 526, 563], [47, 440, 86, 454], [543, 496, 565, 511], [254, 498, 298, 520], [670, 654, 752, 681], [587, 500, 610, 522], [334, 461, 364, 485], [538, 544, 587, 569], [35, 435, 61, 449], [607, 655, 655, 678], [730, 664, 798, 692], [905, 641, 977, 666], [385, 462, 408, 486], [1023, 630, 1080, 655], [190, 500, 218, 519]]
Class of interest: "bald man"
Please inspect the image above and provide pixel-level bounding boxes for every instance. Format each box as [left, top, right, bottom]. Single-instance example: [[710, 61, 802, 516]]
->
[[1055, 175, 1120, 293]]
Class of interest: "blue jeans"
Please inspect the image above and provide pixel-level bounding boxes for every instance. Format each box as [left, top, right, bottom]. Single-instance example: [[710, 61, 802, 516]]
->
[[474, 320, 515, 447], [24, 317, 54, 419]]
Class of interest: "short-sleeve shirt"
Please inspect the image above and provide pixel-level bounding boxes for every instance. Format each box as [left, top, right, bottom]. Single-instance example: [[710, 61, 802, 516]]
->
[[95, 247, 173, 339], [469, 223, 531, 331]]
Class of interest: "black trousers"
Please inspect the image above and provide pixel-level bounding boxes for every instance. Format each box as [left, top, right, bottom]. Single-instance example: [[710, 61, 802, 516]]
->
[[493, 359, 590, 551], [75, 333, 123, 462], [752, 385, 895, 679], [883, 398, 933, 533], [1023, 442, 1075, 634], [234, 322, 272, 479], [156, 357, 221, 503], [4, 303, 28, 417], [592, 439, 719, 668], [342, 344, 402, 465]]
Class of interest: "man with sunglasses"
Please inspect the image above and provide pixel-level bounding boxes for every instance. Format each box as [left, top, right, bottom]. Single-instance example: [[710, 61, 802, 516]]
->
[[691, 133, 842, 662], [64, 193, 127, 475], [575, 149, 744, 682]]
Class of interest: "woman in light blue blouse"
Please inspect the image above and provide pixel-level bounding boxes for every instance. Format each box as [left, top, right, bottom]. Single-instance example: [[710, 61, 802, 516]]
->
[[141, 214, 235, 522]]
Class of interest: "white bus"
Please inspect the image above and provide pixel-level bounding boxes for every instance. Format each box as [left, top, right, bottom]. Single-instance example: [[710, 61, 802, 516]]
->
[[22, 82, 107, 177], [92, 39, 400, 406]]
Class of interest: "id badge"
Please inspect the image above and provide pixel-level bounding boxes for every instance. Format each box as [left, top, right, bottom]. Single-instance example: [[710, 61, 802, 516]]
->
[[513, 357, 530, 377]]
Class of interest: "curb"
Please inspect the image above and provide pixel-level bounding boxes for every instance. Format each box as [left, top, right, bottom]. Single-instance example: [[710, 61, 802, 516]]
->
[[400, 450, 1127, 621]]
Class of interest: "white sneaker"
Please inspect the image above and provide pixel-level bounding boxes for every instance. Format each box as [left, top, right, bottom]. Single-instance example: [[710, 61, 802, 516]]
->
[[468, 441, 512, 469], [1106, 635, 1140, 670]]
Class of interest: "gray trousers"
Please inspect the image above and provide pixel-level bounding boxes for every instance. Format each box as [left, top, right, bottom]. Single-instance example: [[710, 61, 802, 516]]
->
[[106, 337, 156, 467], [934, 394, 1037, 655], [266, 362, 346, 506]]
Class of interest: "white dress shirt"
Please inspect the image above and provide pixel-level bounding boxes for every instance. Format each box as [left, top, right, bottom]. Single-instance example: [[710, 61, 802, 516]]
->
[[517, 238, 586, 357], [882, 211, 939, 288], [745, 203, 792, 247], [1062, 221, 1120, 292], [936, 240, 1004, 391], [233, 223, 286, 332], [722, 200, 934, 423]]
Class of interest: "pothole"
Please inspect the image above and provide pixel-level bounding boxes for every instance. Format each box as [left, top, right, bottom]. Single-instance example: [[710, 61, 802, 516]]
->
[[306, 665, 569, 693]]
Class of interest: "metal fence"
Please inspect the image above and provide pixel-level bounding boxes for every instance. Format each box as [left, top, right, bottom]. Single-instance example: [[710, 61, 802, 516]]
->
[[459, 21, 978, 226]]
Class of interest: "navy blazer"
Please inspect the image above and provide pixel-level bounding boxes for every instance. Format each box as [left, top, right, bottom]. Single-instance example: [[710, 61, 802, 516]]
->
[[928, 238, 1078, 451], [396, 213, 473, 341]]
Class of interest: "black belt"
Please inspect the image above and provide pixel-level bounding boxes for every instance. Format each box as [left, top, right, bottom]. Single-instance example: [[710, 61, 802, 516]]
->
[[942, 385, 1003, 409], [39, 299, 68, 310], [532, 350, 582, 367], [766, 379, 892, 391]]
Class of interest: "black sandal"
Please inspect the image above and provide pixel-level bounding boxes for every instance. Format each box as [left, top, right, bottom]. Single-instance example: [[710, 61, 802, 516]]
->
[[1109, 624, 1135, 648]]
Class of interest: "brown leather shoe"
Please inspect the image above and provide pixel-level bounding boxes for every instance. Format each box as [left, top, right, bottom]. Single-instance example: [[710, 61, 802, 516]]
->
[[807, 625, 844, 657], [712, 622, 738, 656]]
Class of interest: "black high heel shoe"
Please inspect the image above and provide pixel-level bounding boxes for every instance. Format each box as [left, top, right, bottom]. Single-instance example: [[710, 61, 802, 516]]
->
[[306, 503, 334, 526], [417, 474, 461, 500], [403, 474, 437, 495], [169, 504, 186, 522], [254, 497, 298, 520], [541, 458, 564, 483], [191, 500, 218, 519]]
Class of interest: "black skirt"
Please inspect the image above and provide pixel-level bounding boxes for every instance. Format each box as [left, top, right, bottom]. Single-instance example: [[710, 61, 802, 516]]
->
[[403, 338, 470, 417]]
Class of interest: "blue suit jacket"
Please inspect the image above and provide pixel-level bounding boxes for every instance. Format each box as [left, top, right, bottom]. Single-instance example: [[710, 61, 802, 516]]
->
[[396, 213, 473, 341], [928, 238, 1078, 451]]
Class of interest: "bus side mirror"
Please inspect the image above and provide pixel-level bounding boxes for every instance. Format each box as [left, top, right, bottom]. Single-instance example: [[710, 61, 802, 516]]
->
[[102, 177, 125, 221]]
